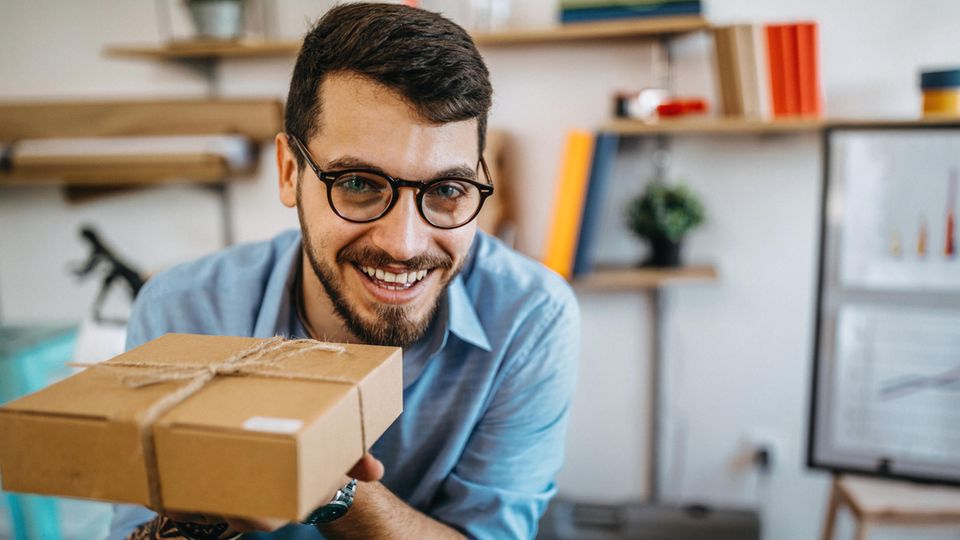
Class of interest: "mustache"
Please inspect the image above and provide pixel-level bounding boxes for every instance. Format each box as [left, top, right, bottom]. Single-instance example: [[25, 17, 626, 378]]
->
[[337, 245, 453, 272]]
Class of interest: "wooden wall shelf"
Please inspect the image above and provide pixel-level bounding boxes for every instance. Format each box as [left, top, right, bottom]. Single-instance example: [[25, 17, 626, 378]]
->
[[0, 154, 229, 186], [605, 116, 960, 135], [104, 39, 301, 60], [0, 99, 283, 141], [574, 265, 718, 290], [473, 16, 709, 46], [606, 117, 825, 135], [103, 16, 709, 60]]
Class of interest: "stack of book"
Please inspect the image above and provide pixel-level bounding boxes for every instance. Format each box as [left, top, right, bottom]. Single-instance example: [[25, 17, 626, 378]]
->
[[542, 131, 620, 279], [560, 0, 702, 24], [713, 22, 823, 119]]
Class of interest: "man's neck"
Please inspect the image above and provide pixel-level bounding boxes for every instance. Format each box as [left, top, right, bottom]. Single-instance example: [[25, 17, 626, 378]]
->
[[299, 252, 358, 343]]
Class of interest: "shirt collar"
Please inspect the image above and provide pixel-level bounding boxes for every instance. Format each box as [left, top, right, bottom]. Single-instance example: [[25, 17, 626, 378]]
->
[[444, 274, 491, 352]]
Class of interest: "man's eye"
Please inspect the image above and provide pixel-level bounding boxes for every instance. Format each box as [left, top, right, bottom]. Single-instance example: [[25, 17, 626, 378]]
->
[[335, 175, 383, 193], [429, 182, 467, 200]]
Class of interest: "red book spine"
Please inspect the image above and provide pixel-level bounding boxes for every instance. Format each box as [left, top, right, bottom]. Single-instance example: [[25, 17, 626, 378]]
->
[[782, 24, 800, 116], [796, 22, 822, 117], [765, 25, 788, 117]]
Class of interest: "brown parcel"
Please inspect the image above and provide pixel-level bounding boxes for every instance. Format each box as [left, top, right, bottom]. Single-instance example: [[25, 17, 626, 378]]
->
[[0, 333, 403, 521]]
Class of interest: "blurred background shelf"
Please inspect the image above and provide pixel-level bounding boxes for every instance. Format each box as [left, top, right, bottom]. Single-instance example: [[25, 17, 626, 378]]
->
[[573, 265, 718, 290], [0, 99, 283, 141], [605, 117, 825, 135], [102, 16, 710, 60], [472, 16, 709, 46], [0, 153, 229, 186], [104, 39, 301, 60], [605, 116, 960, 135]]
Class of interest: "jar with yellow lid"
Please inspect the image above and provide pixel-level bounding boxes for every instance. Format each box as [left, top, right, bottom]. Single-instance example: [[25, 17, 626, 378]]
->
[[921, 68, 960, 117]]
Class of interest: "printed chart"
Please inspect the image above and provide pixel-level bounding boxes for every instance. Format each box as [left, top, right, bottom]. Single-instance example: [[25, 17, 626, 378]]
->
[[831, 305, 960, 468], [834, 130, 960, 291]]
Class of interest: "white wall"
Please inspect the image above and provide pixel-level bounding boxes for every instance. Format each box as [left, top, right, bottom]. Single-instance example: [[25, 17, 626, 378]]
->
[[2, 2, 959, 539]]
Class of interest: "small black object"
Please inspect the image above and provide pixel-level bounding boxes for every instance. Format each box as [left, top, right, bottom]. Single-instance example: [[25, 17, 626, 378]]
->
[[683, 503, 712, 518], [73, 226, 146, 324], [302, 478, 357, 525], [0, 144, 13, 173]]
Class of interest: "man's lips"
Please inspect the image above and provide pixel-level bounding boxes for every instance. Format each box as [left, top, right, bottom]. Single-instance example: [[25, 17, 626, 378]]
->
[[350, 263, 435, 304]]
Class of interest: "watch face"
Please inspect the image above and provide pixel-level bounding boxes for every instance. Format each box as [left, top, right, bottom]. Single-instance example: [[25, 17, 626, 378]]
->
[[304, 500, 349, 524]]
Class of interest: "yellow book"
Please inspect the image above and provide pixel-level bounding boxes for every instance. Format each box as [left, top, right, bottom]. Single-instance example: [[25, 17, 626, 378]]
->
[[542, 130, 595, 279]]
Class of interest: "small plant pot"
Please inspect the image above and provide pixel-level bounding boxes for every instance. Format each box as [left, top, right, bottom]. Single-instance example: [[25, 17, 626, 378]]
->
[[643, 236, 683, 267], [186, 0, 245, 40]]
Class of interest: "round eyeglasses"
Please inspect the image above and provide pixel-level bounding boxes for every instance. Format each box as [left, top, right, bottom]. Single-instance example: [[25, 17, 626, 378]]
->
[[290, 135, 494, 230]]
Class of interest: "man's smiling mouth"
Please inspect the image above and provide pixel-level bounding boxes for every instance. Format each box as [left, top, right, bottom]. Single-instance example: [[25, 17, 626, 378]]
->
[[355, 264, 431, 290]]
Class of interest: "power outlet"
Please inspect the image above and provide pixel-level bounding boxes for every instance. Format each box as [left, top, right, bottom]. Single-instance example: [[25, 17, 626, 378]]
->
[[732, 430, 785, 475]]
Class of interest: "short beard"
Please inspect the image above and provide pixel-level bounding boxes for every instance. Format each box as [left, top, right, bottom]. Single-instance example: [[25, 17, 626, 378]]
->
[[297, 180, 461, 348]]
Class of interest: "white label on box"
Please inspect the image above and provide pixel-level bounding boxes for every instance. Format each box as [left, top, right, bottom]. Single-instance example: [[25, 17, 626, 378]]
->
[[242, 416, 303, 434]]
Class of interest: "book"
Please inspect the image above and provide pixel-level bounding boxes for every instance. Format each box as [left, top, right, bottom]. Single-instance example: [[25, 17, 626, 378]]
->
[[765, 24, 788, 117], [713, 24, 770, 119], [542, 131, 595, 279], [561, 1, 701, 23], [734, 24, 766, 118], [573, 133, 619, 277], [713, 26, 740, 116], [750, 24, 773, 119], [781, 24, 800, 115], [561, 0, 695, 8], [796, 21, 822, 117]]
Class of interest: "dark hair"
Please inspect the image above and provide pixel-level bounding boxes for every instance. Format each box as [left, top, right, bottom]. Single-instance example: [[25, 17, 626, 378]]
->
[[285, 3, 493, 168]]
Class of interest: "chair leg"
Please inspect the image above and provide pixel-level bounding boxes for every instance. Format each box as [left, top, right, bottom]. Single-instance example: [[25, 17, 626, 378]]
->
[[820, 478, 841, 540], [853, 520, 869, 540]]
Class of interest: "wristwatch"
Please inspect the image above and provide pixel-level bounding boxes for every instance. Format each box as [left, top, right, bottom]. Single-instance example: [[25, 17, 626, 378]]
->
[[302, 479, 358, 524]]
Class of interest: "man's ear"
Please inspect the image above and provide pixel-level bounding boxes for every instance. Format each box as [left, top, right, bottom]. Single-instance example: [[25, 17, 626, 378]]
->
[[276, 133, 298, 209]]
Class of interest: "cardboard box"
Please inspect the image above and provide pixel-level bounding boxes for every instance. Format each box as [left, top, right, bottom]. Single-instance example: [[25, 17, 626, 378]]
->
[[0, 333, 402, 520]]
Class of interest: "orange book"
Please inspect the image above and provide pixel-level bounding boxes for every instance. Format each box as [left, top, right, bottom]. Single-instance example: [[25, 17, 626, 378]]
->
[[796, 22, 822, 117], [542, 131, 595, 279], [765, 25, 788, 117], [782, 24, 800, 116]]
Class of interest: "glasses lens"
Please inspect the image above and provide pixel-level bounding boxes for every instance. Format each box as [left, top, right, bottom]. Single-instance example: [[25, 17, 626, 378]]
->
[[330, 172, 392, 221], [422, 180, 483, 228]]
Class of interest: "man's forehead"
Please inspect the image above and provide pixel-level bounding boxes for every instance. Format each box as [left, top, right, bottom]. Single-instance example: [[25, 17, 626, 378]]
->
[[316, 74, 477, 140], [310, 74, 480, 177]]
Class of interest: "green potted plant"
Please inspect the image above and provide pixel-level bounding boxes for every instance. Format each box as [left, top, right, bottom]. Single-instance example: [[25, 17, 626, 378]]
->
[[626, 181, 705, 267]]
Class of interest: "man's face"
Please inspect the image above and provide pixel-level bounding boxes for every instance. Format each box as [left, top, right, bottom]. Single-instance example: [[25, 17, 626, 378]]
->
[[282, 73, 480, 347]]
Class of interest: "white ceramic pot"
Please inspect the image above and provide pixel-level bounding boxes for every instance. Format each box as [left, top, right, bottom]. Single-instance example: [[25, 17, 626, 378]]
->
[[186, 0, 245, 40]]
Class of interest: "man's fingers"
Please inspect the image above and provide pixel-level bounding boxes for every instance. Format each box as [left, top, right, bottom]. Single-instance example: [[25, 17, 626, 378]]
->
[[348, 453, 385, 482]]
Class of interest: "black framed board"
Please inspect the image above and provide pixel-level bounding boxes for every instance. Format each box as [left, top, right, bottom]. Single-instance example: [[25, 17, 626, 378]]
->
[[808, 122, 960, 485]]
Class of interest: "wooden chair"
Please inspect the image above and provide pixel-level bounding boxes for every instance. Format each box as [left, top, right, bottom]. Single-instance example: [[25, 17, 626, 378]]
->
[[821, 475, 960, 540]]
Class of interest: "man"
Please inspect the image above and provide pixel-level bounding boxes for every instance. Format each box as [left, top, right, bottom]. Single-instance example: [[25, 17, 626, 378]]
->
[[109, 3, 578, 539]]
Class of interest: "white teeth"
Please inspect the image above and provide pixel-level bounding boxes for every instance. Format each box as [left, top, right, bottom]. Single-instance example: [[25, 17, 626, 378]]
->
[[360, 265, 430, 285]]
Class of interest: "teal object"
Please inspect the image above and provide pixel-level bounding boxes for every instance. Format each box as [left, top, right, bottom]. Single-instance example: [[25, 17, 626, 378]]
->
[[0, 325, 78, 540]]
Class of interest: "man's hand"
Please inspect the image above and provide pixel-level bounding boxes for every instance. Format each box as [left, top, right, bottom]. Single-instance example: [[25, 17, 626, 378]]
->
[[162, 454, 384, 536]]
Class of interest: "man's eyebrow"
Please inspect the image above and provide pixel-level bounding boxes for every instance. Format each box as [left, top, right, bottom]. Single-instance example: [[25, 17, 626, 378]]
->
[[324, 156, 478, 181]]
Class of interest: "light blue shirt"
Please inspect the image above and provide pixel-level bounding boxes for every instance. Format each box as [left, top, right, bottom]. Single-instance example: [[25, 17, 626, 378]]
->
[[107, 229, 578, 540]]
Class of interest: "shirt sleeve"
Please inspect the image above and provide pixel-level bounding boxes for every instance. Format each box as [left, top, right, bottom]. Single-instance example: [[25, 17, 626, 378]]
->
[[429, 293, 580, 539]]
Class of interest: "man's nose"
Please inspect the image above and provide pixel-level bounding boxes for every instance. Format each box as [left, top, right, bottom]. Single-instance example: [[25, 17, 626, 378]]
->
[[370, 189, 430, 262]]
